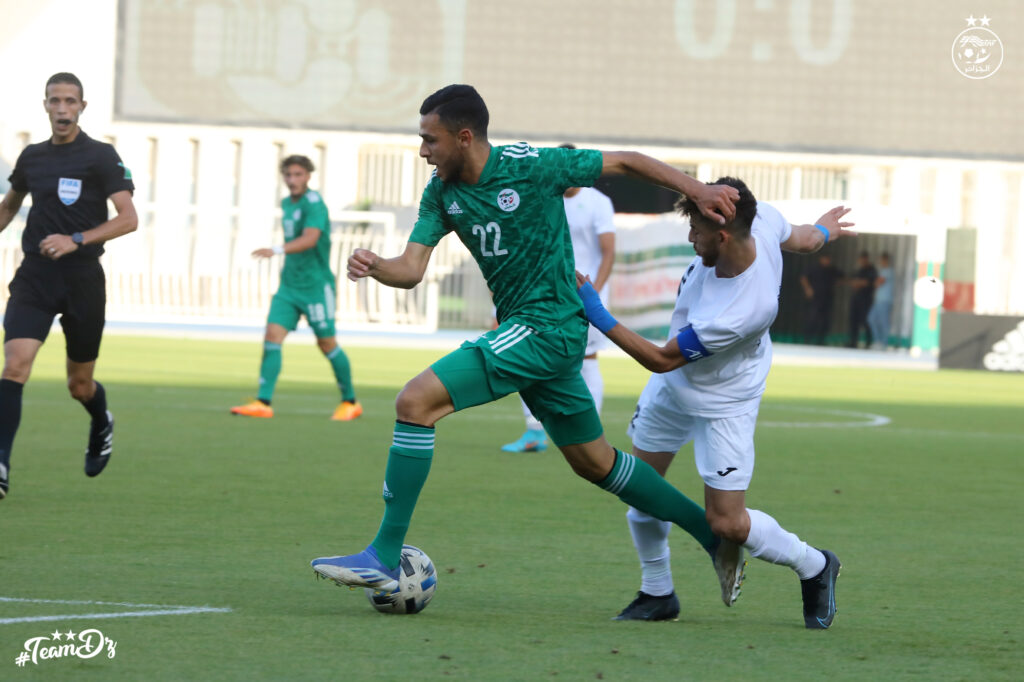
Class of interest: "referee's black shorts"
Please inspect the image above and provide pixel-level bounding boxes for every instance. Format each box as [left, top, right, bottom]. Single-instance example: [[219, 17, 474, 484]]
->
[[3, 254, 107, 363]]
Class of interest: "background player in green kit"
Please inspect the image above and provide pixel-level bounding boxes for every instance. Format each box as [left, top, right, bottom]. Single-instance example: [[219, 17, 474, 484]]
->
[[231, 155, 361, 422], [311, 85, 744, 605]]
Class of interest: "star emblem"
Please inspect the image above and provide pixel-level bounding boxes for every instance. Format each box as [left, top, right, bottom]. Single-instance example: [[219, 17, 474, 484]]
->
[[65, 629, 76, 640], [980, 15, 991, 26], [51, 629, 63, 641], [965, 15, 977, 26]]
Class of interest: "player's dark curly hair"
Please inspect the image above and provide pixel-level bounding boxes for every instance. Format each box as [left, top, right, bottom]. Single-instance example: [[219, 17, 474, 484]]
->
[[46, 72, 83, 100], [280, 155, 314, 174], [420, 84, 489, 138], [676, 176, 757, 236]]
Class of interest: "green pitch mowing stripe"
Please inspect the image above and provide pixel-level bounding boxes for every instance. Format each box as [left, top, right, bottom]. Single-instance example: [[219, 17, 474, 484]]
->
[[1, 335, 1021, 681]]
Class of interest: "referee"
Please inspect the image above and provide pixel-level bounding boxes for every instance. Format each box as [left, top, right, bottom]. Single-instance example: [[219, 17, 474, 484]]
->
[[0, 73, 137, 500]]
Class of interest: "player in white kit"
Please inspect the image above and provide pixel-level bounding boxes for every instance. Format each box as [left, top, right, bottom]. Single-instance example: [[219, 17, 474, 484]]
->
[[577, 177, 854, 628], [502, 145, 616, 453]]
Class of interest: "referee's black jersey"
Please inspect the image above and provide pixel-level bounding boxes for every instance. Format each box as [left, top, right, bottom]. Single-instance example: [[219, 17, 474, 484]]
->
[[8, 131, 135, 261]]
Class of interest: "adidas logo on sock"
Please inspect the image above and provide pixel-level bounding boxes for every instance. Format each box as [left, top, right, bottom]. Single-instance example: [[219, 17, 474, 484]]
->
[[983, 320, 1024, 372], [447, 201, 463, 215]]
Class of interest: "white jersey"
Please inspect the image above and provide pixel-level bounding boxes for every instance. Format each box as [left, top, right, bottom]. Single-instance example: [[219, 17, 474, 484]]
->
[[665, 202, 792, 417], [564, 187, 615, 299]]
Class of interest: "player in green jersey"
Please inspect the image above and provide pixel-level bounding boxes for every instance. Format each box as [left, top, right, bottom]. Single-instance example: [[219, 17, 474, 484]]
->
[[231, 155, 361, 422], [311, 85, 743, 606]]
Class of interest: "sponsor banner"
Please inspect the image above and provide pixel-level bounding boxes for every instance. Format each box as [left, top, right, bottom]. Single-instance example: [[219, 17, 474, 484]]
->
[[610, 214, 693, 340], [938, 312, 1024, 372]]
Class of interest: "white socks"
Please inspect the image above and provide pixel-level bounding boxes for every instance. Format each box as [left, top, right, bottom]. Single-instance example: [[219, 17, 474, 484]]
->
[[626, 507, 674, 596], [519, 397, 544, 432], [743, 508, 825, 580], [520, 358, 603, 431]]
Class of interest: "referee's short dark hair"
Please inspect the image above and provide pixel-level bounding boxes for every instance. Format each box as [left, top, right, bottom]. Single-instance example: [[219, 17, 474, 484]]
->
[[420, 85, 489, 138], [280, 155, 315, 174], [46, 72, 83, 100]]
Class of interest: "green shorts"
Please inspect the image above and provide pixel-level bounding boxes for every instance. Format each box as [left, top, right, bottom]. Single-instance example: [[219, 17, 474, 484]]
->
[[430, 318, 603, 447], [267, 282, 337, 338]]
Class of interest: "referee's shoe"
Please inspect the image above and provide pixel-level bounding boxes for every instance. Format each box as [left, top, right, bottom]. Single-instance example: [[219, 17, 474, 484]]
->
[[85, 410, 114, 477]]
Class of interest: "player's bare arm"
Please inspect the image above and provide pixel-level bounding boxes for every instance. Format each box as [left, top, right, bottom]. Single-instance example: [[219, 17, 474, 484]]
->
[[575, 271, 688, 373], [252, 227, 321, 259], [781, 206, 855, 254], [347, 241, 434, 289], [593, 232, 616, 292], [600, 151, 739, 225], [39, 189, 138, 260], [0, 188, 27, 233]]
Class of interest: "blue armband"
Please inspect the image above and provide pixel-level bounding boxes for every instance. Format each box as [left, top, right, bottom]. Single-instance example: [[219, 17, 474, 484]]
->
[[676, 325, 712, 362], [814, 224, 830, 244], [577, 281, 618, 334]]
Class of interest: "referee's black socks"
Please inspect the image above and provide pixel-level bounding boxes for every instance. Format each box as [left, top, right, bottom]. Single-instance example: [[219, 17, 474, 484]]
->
[[82, 381, 109, 426], [0, 378, 24, 466]]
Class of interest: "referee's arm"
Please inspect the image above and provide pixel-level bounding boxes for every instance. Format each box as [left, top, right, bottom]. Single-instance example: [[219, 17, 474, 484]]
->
[[0, 188, 27, 233], [82, 190, 138, 245]]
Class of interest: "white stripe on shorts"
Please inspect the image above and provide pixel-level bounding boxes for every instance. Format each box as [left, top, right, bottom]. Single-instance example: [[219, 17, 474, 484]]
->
[[490, 325, 533, 354]]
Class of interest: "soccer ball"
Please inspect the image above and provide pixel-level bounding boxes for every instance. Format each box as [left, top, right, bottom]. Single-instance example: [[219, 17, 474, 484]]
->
[[364, 544, 437, 614]]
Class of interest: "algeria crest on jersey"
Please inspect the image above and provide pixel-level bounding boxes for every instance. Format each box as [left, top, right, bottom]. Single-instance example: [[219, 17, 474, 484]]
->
[[497, 188, 520, 212], [58, 178, 82, 206]]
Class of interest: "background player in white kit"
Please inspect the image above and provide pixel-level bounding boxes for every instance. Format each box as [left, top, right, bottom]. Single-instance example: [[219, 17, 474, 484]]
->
[[577, 177, 855, 628], [502, 143, 615, 453]]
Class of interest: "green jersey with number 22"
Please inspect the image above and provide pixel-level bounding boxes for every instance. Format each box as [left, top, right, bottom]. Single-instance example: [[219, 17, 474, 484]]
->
[[410, 143, 603, 331]]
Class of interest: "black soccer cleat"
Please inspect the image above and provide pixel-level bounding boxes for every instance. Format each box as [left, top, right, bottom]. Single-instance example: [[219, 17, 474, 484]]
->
[[613, 591, 680, 621], [801, 548, 841, 629], [84, 410, 114, 478], [0, 462, 8, 500]]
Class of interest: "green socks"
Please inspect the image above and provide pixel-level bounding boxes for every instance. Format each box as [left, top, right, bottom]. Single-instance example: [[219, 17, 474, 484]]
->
[[371, 422, 435, 568], [256, 342, 282, 402], [598, 449, 715, 551], [326, 346, 356, 402]]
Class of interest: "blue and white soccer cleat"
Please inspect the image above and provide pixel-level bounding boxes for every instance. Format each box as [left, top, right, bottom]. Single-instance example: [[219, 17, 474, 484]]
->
[[311, 545, 400, 593], [500, 429, 548, 453], [708, 536, 747, 607], [801, 548, 840, 629]]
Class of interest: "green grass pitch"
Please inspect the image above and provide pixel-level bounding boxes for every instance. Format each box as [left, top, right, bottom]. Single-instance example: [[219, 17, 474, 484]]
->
[[1, 335, 1022, 680]]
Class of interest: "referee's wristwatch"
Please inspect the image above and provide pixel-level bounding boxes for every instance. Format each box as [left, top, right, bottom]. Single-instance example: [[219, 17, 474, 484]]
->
[[71, 232, 84, 249]]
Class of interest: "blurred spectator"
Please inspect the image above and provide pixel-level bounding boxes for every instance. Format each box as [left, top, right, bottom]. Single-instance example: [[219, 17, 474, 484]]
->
[[847, 251, 878, 348], [867, 252, 893, 349], [800, 253, 842, 345]]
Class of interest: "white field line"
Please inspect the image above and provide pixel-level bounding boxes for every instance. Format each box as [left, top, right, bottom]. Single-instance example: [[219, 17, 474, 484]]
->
[[0, 597, 231, 625]]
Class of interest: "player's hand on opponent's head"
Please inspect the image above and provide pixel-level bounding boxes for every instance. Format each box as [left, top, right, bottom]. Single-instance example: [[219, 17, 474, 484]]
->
[[347, 248, 380, 281], [696, 184, 740, 225], [815, 206, 857, 241]]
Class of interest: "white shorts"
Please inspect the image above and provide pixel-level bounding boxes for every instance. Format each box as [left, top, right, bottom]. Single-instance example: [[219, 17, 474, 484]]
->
[[626, 374, 759, 491], [585, 323, 609, 355]]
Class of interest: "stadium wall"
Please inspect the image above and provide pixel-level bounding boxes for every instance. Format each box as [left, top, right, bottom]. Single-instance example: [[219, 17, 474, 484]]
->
[[1, 0, 1022, 351]]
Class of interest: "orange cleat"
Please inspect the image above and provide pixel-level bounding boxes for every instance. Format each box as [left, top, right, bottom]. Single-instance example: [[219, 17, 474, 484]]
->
[[331, 401, 363, 421], [230, 400, 274, 418]]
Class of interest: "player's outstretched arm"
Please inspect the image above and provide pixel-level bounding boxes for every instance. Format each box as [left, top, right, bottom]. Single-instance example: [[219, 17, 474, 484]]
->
[[347, 241, 434, 289], [252, 227, 322, 259], [0, 188, 27, 233], [600, 151, 738, 225], [576, 273, 688, 373], [782, 206, 856, 253]]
